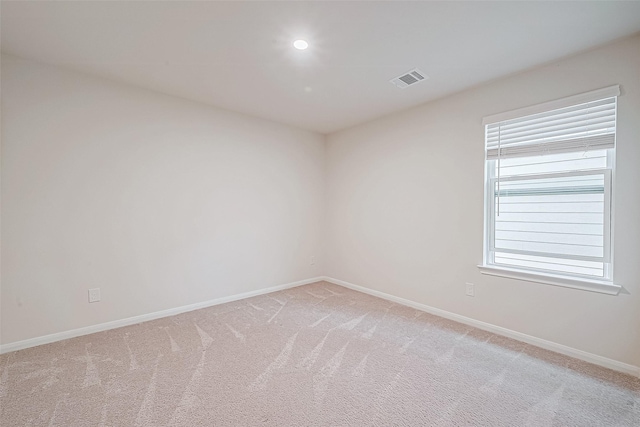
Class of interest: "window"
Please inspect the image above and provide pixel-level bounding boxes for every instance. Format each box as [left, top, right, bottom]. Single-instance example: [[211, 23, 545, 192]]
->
[[480, 86, 621, 294]]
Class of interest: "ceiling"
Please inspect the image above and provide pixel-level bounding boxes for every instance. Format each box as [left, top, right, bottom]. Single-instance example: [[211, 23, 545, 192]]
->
[[2, 1, 640, 134]]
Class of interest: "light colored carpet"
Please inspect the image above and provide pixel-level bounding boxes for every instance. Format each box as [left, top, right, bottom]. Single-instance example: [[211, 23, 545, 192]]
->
[[1, 281, 638, 426]]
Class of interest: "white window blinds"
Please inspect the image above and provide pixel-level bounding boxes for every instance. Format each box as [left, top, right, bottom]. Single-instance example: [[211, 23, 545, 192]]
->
[[485, 96, 617, 160]]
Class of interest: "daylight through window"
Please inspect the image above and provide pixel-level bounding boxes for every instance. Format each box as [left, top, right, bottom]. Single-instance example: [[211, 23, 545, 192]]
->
[[483, 88, 618, 283]]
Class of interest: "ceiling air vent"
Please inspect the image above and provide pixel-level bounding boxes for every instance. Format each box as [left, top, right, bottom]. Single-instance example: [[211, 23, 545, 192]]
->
[[390, 68, 428, 89]]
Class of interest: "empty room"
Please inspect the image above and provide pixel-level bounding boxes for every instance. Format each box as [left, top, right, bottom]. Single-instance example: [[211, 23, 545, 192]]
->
[[1, 1, 639, 426]]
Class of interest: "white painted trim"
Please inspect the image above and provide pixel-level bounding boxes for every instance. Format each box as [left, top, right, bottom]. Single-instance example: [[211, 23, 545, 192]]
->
[[482, 84, 620, 125], [477, 265, 621, 295], [321, 276, 640, 378], [5, 274, 638, 379], [0, 277, 324, 354]]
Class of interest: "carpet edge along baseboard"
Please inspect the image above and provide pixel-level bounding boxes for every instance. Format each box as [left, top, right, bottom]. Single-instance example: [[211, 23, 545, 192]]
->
[[2, 275, 638, 380]]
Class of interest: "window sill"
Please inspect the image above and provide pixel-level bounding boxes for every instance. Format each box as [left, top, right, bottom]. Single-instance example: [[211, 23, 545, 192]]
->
[[477, 265, 621, 295]]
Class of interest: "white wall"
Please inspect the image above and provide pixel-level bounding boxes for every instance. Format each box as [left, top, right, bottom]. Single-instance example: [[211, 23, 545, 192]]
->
[[3, 35, 639, 368], [1, 55, 325, 345], [325, 35, 640, 367]]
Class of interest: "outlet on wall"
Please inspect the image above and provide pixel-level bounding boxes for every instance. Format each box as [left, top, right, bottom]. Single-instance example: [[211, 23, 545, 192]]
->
[[88, 288, 101, 303], [310, 256, 316, 265], [465, 283, 475, 297]]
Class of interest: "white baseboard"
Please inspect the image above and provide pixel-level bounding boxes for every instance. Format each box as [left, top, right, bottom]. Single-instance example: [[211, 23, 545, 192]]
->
[[5, 274, 638, 379], [0, 276, 324, 355], [321, 276, 640, 379]]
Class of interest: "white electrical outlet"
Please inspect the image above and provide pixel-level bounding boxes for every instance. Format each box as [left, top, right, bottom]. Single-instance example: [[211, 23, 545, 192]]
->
[[465, 283, 475, 297], [310, 256, 316, 265], [88, 288, 101, 303]]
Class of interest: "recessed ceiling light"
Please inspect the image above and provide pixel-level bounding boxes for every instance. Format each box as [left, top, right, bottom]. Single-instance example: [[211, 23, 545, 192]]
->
[[293, 39, 308, 50]]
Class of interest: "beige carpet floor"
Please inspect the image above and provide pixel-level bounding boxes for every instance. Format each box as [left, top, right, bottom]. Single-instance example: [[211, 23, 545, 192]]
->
[[1, 281, 639, 426]]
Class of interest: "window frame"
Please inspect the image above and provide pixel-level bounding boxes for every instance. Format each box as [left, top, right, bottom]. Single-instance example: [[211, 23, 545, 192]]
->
[[485, 165, 612, 270], [480, 91, 621, 295]]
